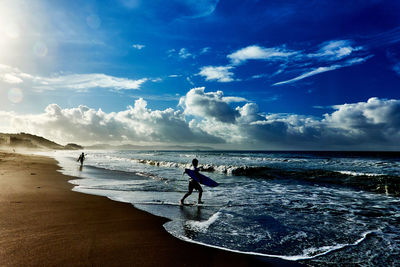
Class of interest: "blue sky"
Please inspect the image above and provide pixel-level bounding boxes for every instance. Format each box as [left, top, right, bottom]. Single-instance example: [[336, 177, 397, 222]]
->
[[1, 0, 400, 150]]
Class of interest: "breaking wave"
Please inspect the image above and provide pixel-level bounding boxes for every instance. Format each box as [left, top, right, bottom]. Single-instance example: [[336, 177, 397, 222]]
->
[[134, 158, 400, 196]]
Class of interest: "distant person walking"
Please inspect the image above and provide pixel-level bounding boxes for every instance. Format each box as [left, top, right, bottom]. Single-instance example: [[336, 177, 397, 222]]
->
[[77, 152, 85, 166], [180, 158, 203, 205]]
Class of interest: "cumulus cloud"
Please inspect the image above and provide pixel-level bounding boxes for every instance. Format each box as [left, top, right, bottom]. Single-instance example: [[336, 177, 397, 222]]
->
[[179, 87, 241, 123], [324, 97, 400, 129], [227, 45, 297, 65], [0, 64, 149, 91], [198, 65, 235, 82], [179, 90, 400, 149], [1, 87, 399, 150], [1, 98, 223, 145]]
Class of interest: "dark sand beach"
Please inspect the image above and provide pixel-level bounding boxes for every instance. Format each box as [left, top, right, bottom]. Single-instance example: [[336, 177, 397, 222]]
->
[[0, 151, 299, 266]]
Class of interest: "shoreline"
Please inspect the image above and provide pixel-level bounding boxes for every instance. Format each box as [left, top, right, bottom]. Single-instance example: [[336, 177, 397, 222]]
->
[[0, 151, 300, 266]]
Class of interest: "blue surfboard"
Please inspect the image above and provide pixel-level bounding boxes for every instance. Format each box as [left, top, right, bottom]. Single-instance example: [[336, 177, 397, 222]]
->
[[184, 169, 219, 187]]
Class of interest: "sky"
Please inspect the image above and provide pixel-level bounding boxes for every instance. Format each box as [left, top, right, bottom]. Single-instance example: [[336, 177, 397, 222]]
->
[[1, 0, 400, 150]]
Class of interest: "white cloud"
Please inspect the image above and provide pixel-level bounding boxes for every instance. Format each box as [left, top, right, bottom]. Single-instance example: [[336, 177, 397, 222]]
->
[[0, 64, 149, 91], [251, 74, 268, 79], [168, 48, 196, 59], [2, 73, 23, 84], [325, 97, 400, 127], [179, 48, 193, 59], [206, 40, 368, 85], [222, 96, 248, 103], [167, 48, 176, 57], [198, 65, 234, 82], [0, 64, 29, 84], [178, 90, 400, 149], [1, 98, 223, 145], [1, 88, 400, 149], [227, 45, 297, 65], [132, 44, 145, 50], [151, 77, 162, 82], [200, 47, 210, 54], [309, 40, 362, 61], [273, 56, 372, 86], [36, 74, 148, 91], [169, 46, 210, 60], [179, 87, 240, 123], [236, 103, 264, 123], [186, 76, 194, 85], [273, 65, 341, 86]]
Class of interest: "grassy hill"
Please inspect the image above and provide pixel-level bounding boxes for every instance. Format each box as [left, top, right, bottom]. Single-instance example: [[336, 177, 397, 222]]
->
[[0, 133, 83, 150]]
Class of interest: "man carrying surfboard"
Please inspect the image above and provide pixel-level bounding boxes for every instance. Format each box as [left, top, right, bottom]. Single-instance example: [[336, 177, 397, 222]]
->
[[180, 158, 204, 205], [77, 152, 85, 166]]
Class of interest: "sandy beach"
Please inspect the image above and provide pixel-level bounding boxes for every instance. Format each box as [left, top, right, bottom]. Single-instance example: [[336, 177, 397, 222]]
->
[[0, 151, 299, 267]]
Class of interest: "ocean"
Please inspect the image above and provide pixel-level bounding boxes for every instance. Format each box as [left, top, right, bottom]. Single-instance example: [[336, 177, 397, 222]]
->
[[40, 150, 400, 266]]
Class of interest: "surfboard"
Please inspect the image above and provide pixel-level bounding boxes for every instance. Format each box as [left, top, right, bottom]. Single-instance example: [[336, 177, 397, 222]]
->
[[184, 169, 219, 187]]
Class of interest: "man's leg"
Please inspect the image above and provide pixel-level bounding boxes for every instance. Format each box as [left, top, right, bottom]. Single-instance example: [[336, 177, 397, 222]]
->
[[194, 182, 203, 204], [181, 181, 194, 204]]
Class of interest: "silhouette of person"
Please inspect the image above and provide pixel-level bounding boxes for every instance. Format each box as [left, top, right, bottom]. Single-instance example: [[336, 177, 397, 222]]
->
[[180, 158, 203, 205], [77, 152, 85, 166]]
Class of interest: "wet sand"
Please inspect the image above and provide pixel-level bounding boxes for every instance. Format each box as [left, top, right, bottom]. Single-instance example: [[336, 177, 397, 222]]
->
[[0, 151, 300, 266]]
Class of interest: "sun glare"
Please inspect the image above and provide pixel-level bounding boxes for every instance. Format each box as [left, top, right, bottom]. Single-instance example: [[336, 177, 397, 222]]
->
[[0, 4, 20, 38], [0, 3, 22, 61]]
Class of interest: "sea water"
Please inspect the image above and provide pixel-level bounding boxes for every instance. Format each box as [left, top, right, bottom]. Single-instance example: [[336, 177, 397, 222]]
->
[[39, 150, 400, 266]]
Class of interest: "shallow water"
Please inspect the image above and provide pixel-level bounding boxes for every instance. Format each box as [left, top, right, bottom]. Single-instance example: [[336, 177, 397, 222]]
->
[[40, 150, 400, 266]]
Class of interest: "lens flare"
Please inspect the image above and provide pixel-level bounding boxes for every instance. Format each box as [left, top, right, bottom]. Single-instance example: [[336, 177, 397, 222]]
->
[[8, 88, 23, 103], [33, 41, 48, 57]]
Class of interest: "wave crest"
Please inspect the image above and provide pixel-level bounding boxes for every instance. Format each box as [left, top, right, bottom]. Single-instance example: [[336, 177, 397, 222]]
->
[[134, 158, 400, 196]]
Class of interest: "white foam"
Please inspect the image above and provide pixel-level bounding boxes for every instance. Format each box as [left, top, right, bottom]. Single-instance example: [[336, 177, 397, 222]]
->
[[130, 201, 225, 207], [69, 178, 146, 187], [338, 171, 383, 177], [185, 212, 221, 233], [279, 231, 308, 244], [170, 230, 376, 261]]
